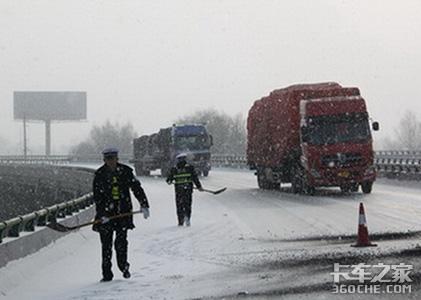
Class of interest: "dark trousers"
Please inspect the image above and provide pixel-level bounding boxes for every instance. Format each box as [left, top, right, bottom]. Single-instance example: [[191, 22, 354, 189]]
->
[[99, 227, 129, 279], [175, 189, 192, 224]]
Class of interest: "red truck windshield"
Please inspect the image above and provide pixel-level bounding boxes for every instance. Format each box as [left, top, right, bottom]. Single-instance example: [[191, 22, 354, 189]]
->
[[301, 112, 371, 145]]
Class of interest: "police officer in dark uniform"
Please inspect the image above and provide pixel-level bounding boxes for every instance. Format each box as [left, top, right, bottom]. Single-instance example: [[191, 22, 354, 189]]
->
[[166, 153, 203, 226], [93, 147, 150, 282]]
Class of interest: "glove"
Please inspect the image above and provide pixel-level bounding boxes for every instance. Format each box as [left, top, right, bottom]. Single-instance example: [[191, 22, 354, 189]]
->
[[141, 207, 150, 219], [101, 216, 110, 224], [198, 187, 204, 192]]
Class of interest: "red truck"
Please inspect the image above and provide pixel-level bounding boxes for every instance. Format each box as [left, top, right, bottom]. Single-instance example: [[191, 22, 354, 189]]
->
[[247, 82, 379, 194]]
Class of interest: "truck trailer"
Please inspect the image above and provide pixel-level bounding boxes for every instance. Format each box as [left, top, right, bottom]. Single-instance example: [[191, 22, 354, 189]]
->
[[132, 124, 213, 177], [247, 82, 379, 194]]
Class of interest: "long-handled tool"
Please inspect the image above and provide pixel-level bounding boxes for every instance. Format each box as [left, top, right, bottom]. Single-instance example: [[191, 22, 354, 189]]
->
[[169, 180, 227, 195], [196, 187, 227, 195], [47, 210, 143, 232]]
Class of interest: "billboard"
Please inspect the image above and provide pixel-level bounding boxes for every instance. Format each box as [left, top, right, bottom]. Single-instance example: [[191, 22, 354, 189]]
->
[[14, 91, 87, 121]]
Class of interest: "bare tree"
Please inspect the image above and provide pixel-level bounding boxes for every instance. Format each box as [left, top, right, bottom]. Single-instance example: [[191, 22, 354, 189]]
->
[[0, 136, 17, 155], [71, 120, 137, 155], [394, 111, 421, 150], [381, 110, 421, 150], [377, 136, 399, 150], [175, 109, 246, 155]]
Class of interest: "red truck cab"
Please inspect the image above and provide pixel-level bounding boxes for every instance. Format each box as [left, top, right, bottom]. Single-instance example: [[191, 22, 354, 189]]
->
[[300, 95, 376, 193]]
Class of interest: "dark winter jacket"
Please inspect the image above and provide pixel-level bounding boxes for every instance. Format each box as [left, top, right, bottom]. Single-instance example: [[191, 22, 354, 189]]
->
[[166, 161, 202, 193], [92, 163, 149, 232]]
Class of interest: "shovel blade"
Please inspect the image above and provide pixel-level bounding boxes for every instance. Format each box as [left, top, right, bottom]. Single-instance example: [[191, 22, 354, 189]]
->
[[204, 187, 227, 195], [47, 222, 74, 232], [213, 187, 227, 194]]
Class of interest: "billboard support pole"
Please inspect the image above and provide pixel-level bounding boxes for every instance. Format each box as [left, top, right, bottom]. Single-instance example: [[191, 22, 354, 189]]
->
[[45, 119, 51, 156], [23, 114, 27, 159]]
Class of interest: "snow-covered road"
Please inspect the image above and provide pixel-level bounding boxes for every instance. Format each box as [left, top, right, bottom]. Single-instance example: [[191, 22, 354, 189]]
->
[[1, 169, 421, 299]]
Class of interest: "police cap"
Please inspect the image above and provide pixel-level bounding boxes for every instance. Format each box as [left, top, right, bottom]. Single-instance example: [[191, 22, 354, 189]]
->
[[176, 153, 187, 160], [102, 147, 119, 158]]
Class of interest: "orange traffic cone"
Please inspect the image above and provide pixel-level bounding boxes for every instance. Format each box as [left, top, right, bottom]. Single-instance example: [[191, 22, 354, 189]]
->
[[351, 202, 377, 247]]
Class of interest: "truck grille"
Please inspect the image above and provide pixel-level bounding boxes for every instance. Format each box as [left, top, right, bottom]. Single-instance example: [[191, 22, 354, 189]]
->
[[321, 152, 362, 167]]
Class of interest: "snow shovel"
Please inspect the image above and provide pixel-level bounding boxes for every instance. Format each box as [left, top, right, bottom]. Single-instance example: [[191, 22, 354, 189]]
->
[[197, 187, 227, 195], [169, 181, 227, 195], [47, 210, 143, 232]]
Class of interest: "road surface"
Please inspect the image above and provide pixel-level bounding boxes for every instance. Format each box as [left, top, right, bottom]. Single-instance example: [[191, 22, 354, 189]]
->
[[1, 168, 420, 299]]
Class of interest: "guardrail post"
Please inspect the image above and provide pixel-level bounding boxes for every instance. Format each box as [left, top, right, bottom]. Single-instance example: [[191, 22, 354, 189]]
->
[[8, 223, 22, 238], [57, 207, 66, 218], [23, 219, 36, 231], [47, 207, 58, 223], [64, 205, 74, 216], [72, 200, 80, 213], [78, 199, 87, 210], [0, 223, 6, 243], [36, 211, 48, 226]]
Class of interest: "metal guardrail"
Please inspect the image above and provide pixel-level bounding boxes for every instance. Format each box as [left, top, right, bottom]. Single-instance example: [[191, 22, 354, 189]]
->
[[376, 150, 421, 158], [3, 151, 421, 175], [0, 154, 246, 168], [211, 155, 248, 168], [0, 154, 132, 164], [374, 158, 421, 176], [211, 152, 421, 176], [0, 155, 72, 164], [0, 193, 94, 243]]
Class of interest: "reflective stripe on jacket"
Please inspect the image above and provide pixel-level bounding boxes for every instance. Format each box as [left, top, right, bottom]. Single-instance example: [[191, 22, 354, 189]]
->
[[166, 163, 202, 190], [174, 172, 193, 185]]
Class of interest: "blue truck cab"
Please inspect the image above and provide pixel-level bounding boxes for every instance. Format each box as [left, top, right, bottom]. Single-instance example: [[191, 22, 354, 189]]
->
[[133, 124, 213, 177]]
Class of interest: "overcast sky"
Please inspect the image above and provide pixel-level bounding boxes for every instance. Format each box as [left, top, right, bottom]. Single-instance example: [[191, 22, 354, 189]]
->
[[0, 0, 420, 154]]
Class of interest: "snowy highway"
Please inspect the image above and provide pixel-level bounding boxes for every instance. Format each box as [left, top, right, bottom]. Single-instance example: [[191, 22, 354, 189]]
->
[[1, 168, 421, 299]]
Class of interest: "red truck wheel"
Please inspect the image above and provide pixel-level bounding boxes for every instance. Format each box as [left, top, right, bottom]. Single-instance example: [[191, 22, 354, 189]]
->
[[291, 175, 302, 194], [361, 181, 373, 194], [257, 169, 279, 190], [291, 165, 314, 195], [305, 186, 315, 195], [257, 172, 270, 189]]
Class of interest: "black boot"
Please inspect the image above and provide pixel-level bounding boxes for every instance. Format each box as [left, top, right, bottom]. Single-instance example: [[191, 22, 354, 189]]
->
[[122, 265, 131, 279], [100, 275, 113, 282], [123, 269, 131, 279]]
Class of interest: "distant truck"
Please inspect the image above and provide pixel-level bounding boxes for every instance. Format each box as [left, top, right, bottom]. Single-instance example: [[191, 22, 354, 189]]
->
[[247, 82, 379, 194], [132, 124, 213, 177]]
